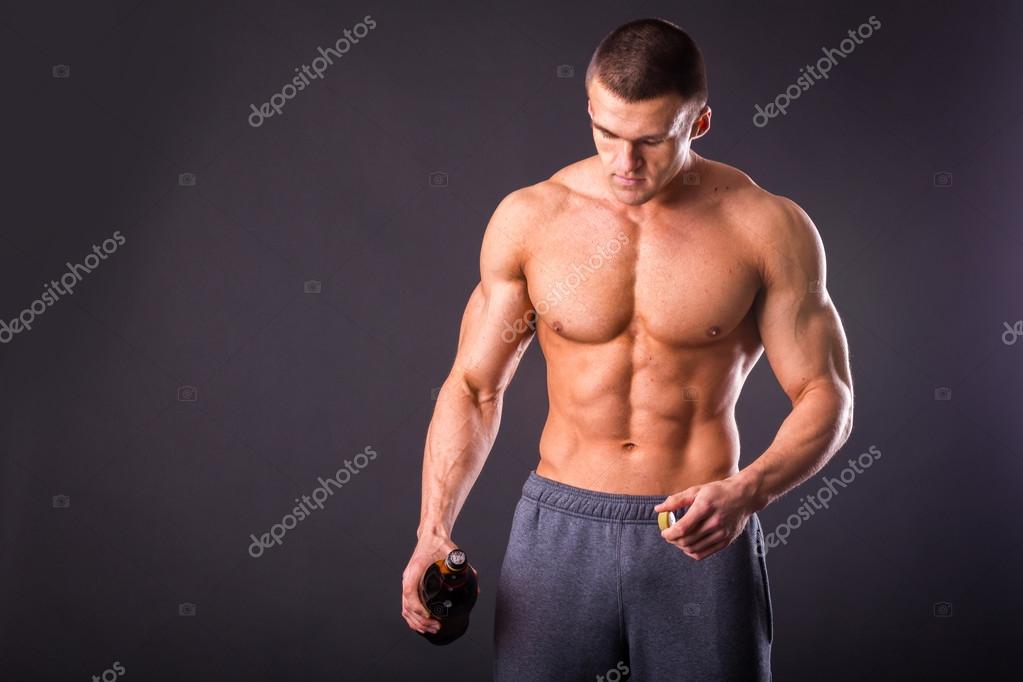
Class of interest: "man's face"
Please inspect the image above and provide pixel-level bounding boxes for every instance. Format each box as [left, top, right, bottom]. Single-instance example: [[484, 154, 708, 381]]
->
[[587, 78, 708, 206]]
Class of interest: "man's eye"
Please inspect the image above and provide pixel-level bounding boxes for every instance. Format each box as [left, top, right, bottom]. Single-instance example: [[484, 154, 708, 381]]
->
[[600, 130, 615, 140]]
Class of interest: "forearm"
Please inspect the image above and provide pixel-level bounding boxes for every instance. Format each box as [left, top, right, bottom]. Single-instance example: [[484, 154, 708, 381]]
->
[[416, 376, 502, 541], [737, 381, 853, 512]]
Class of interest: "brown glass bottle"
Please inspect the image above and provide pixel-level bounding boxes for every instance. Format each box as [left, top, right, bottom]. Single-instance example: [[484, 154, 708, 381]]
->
[[418, 549, 479, 645]]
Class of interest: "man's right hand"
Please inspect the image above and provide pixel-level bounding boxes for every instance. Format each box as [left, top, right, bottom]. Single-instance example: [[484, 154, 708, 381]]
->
[[401, 535, 458, 635], [403, 189, 536, 637]]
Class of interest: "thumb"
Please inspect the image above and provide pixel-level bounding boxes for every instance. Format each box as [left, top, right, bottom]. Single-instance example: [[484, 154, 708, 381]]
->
[[654, 486, 699, 512]]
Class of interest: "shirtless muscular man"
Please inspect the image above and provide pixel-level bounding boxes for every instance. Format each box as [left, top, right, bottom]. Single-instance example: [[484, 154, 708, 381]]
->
[[401, 17, 854, 681]]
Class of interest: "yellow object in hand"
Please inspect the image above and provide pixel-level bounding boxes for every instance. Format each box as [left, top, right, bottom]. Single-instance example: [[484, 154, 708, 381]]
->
[[657, 510, 677, 531]]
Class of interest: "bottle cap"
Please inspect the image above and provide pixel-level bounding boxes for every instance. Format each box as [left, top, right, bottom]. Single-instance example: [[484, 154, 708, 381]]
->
[[445, 549, 466, 570]]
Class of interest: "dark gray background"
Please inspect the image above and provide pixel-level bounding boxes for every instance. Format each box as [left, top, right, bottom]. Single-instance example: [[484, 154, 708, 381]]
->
[[1, 1, 1020, 680]]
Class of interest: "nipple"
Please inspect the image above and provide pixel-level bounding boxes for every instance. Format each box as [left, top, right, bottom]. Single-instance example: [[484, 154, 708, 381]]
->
[[707, 325, 721, 337]]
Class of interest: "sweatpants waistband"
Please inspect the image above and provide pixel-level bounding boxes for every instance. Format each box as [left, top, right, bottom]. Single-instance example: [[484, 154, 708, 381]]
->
[[521, 470, 686, 523]]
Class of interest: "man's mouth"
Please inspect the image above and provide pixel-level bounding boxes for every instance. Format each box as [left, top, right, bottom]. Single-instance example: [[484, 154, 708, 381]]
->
[[614, 175, 644, 186]]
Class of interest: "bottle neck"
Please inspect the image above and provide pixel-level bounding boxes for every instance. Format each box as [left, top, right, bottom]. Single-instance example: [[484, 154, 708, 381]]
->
[[442, 550, 468, 574], [439, 560, 466, 576]]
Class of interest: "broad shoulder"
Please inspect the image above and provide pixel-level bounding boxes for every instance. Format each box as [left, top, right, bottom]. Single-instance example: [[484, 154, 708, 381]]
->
[[706, 160, 822, 271], [743, 190, 822, 272], [486, 158, 595, 237], [699, 157, 776, 220], [480, 174, 574, 276], [490, 169, 578, 226]]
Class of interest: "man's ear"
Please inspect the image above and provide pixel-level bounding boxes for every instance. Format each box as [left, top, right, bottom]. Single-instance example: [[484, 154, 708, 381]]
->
[[690, 106, 712, 139], [587, 99, 593, 119]]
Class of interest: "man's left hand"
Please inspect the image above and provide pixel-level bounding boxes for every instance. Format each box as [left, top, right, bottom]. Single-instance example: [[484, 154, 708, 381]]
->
[[654, 475, 756, 561]]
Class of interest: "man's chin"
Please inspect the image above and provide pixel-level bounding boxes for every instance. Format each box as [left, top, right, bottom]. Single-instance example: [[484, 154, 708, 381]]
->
[[610, 185, 654, 205]]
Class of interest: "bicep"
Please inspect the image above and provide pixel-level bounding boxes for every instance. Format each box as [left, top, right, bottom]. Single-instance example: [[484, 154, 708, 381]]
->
[[754, 199, 852, 404], [450, 192, 537, 402]]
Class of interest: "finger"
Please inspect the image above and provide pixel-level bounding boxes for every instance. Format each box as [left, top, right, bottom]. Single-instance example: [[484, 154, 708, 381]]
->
[[687, 538, 729, 561], [403, 607, 438, 634], [662, 503, 712, 541], [403, 596, 436, 625], [402, 595, 440, 632], [653, 487, 698, 512], [678, 522, 719, 550], [402, 581, 436, 621], [685, 528, 727, 554], [679, 513, 720, 545]]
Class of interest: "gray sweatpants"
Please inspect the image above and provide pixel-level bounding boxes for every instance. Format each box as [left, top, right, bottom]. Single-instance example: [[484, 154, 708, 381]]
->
[[494, 470, 773, 681]]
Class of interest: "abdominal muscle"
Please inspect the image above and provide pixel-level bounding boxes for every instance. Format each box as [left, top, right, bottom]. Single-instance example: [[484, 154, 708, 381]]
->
[[536, 417, 741, 495], [534, 330, 756, 495]]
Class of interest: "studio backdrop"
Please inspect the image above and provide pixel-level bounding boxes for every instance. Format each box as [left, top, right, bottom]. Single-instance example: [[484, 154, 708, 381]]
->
[[1, 1, 1019, 680]]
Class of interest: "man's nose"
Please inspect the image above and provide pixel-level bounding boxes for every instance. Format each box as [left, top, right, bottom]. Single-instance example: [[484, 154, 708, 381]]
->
[[618, 141, 643, 173]]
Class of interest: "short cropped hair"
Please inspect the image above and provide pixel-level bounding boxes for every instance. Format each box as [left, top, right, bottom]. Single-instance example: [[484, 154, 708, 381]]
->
[[585, 18, 708, 118]]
